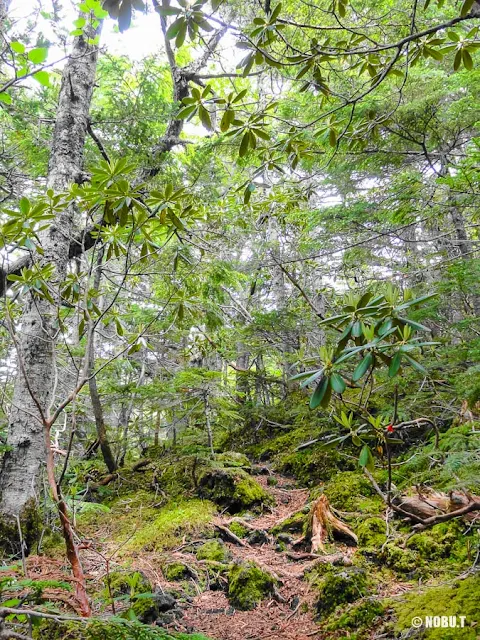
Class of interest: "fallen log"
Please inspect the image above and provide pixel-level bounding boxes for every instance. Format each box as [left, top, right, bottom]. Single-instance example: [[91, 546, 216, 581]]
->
[[363, 469, 480, 529]]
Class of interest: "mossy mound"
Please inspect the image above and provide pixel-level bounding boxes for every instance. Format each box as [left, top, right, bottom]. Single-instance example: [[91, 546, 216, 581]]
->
[[405, 521, 467, 562], [196, 540, 230, 563], [321, 598, 386, 637], [198, 468, 272, 513], [33, 619, 211, 640], [322, 471, 379, 512], [228, 521, 249, 538], [227, 561, 276, 610], [163, 562, 191, 581], [125, 499, 216, 552], [216, 452, 251, 469], [379, 542, 420, 576], [357, 517, 387, 548], [314, 567, 368, 619], [270, 509, 307, 536], [277, 448, 353, 487], [393, 574, 480, 639]]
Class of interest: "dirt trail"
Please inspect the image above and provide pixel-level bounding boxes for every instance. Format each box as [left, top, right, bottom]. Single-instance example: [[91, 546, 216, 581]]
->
[[174, 474, 336, 640]]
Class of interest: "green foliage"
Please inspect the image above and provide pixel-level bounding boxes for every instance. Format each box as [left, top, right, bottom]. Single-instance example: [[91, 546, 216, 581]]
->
[[34, 618, 211, 640]]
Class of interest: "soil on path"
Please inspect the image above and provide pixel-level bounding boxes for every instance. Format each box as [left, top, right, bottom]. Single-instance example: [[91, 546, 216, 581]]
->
[[175, 474, 342, 640]]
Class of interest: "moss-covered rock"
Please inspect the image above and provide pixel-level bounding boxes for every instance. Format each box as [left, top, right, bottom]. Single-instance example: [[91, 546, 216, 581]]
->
[[314, 567, 368, 619], [393, 574, 480, 639], [163, 562, 191, 581], [198, 468, 272, 513], [216, 452, 251, 469], [196, 540, 230, 563], [357, 517, 387, 548], [34, 619, 211, 640], [227, 561, 276, 610], [322, 598, 386, 637]]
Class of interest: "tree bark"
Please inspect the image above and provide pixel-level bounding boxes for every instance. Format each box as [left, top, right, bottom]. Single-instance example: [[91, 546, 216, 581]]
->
[[0, 20, 100, 518], [87, 252, 117, 474]]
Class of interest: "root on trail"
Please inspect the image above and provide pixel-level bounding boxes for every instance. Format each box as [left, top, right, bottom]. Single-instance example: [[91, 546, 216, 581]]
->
[[307, 495, 358, 553]]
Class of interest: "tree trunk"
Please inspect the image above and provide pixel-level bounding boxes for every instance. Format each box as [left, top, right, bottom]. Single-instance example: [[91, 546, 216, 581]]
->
[[0, 20, 100, 518], [87, 252, 117, 473]]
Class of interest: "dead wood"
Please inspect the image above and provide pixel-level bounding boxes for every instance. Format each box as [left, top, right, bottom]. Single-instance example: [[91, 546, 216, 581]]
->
[[363, 469, 480, 530], [214, 524, 249, 547], [308, 495, 358, 553]]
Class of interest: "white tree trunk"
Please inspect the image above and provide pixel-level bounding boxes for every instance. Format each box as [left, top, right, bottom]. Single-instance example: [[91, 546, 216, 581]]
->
[[0, 23, 100, 519]]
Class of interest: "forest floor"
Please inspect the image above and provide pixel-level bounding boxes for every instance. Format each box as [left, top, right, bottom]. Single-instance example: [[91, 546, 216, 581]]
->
[[13, 471, 353, 639], [178, 474, 331, 640]]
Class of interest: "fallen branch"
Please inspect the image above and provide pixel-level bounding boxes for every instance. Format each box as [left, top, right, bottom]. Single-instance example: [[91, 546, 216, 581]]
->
[[363, 469, 480, 529], [214, 524, 249, 547]]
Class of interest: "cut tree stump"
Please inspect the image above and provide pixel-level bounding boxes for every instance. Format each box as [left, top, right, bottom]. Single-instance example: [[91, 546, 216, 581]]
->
[[308, 495, 358, 553]]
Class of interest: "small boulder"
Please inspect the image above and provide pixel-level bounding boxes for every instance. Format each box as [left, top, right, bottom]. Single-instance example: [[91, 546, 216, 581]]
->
[[227, 561, 276, 610], [198, 467, 272, 513], [247, 529, 269, 546], [196, 539, 231, 563], [315, 567, 367, 619]]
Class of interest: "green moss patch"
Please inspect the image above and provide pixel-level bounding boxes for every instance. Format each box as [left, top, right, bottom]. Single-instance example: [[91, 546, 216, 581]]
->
[[198, 468, 272, 513], [216, 452, 251, 468], [357, 517, 387, 548], [126, 499, 216, 552], [227, 561, 276, 610], [314, 567, 368, 619], [322, 598, 386, 637], [196, 540, 230, 563], [393, 574, 480, 639]]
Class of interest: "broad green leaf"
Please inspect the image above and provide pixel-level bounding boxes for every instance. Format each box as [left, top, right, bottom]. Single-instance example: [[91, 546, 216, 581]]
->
[[388, 352, 401, 377], [358, 444, 375, 472], [403, 354, 427, 375], [310, 376, 328, 409], [10, 41, 25, 54], [239, 131, 250, 157], [33, 71, 50, 86], [352, 352, 373, 381], [330, 372, 346, 394], [28, 47, 48, 64]]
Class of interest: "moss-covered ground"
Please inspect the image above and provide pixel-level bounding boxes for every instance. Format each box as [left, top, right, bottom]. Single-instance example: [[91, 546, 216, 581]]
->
[[2, 419, 480, 639]]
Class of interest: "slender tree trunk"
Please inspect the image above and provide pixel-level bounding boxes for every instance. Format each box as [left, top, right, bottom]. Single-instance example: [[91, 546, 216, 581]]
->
[[0, 18, 100, 516], [87, 252, 117, 473], [204, 391, 214, 456], [118, 359, 146, 466]]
